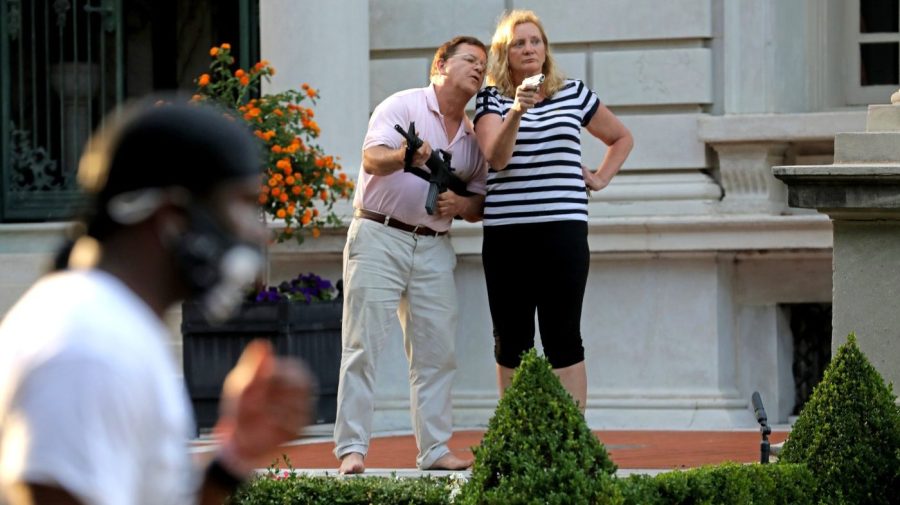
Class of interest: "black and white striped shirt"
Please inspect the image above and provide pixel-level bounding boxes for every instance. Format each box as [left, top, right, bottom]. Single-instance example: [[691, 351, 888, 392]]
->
[[474, 79, 600, 226]]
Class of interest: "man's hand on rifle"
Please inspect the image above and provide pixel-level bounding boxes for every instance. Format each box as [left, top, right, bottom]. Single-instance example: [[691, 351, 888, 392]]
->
[[401, 139, 433, 170], [435, 190, 468, 218]]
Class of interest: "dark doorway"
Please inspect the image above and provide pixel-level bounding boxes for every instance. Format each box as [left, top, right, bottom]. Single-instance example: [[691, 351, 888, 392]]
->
[[787, 303, 832, 415]]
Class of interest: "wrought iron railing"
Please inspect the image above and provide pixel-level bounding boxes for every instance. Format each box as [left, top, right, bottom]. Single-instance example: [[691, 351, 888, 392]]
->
[[1, 0, 123, 221]]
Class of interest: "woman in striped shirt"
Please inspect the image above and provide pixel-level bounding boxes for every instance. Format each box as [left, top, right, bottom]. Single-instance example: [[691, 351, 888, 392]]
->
[[474, 9, 633, 412]]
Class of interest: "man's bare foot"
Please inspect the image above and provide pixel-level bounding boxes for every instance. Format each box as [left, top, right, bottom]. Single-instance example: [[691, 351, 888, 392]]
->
[[425, 452, 473, 471], [339, 452, 365, 475]]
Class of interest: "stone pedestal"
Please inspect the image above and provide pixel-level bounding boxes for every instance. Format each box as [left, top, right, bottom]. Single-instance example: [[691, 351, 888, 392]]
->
[[774, 101, 900, 390]]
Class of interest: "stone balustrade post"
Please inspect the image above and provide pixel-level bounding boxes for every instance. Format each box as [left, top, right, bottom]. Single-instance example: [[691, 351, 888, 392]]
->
[[774, 93, 900, 390]]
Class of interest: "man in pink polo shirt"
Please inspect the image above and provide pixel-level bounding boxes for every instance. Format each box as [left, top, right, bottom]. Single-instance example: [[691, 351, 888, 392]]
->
[[334, 36, 488, 474]]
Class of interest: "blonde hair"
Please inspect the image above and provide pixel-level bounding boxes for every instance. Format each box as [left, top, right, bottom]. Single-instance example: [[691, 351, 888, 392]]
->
[[486, 10, 566, 98]]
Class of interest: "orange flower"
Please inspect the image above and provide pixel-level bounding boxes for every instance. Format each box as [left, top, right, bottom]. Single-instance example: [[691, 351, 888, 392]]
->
[[312, 227, 321, 239], [193, 47, 353, 245]]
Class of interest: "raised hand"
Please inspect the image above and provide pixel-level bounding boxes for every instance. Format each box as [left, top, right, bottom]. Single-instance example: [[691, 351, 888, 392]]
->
[[214, 339, 315, 474]]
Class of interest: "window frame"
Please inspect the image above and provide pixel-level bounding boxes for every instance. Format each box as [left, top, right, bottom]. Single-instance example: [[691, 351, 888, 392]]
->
[[846, 0, 900, 105]]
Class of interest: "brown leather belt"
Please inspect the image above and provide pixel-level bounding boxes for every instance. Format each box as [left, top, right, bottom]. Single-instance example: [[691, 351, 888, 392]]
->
[[354, 208, 447, 237]]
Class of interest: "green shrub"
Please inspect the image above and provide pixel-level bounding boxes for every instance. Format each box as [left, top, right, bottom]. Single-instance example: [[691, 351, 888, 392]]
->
[[779, 333, 900, 505], [228, 468, 458, 504], [456, 349, 620, 505], [617, 463, 815, 505]]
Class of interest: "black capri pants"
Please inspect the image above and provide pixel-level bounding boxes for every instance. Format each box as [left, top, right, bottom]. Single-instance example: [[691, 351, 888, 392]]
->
[[482, 220, 589, 369]]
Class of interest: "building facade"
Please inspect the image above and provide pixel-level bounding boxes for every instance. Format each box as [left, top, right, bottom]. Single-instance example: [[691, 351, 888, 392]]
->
[[2, 0, 894, 430]]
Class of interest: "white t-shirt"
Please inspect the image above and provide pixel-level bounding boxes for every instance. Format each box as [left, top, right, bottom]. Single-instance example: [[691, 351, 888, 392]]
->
[[0, 270, 195, 505]]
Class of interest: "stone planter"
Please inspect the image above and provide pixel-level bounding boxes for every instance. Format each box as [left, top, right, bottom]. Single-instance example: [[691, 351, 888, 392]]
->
[[181, 298, 342, 433]]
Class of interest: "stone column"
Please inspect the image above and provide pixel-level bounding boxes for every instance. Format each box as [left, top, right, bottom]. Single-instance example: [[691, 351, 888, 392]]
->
[[259, 0, 369, 182], [774, 96, 900, 389]]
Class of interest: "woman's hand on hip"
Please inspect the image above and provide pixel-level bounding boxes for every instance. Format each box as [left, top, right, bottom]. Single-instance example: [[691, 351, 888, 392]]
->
[[582, 165, 609, 191]]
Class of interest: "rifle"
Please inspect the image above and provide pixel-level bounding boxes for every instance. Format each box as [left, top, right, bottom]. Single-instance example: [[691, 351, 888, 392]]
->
[[393, 122, 474, 215]]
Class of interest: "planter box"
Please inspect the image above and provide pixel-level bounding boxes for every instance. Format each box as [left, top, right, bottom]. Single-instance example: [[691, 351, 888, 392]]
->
[[181, 299, 342, 433]]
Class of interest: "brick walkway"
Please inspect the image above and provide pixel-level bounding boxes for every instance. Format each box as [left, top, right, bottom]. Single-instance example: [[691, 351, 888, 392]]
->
[[218, 429, 789, 471]]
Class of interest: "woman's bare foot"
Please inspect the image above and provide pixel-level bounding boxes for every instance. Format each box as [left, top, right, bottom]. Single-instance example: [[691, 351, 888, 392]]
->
[[339, 452, 365, 475], [426, 452, 473, 471]]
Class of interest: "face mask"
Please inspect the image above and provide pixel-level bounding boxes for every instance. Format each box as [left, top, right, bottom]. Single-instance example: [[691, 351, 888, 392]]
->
[[169, 204, 263, 323]]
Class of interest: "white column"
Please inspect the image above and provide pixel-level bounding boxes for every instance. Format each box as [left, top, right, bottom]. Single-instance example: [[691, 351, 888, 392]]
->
[[260, 0, 369, 183]]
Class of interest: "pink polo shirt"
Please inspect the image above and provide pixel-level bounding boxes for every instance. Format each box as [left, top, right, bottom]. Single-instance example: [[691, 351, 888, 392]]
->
[[353, 84, 487, 232]]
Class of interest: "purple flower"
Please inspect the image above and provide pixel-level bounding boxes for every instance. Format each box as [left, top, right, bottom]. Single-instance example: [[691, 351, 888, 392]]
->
[[252, 272, 337, 304]]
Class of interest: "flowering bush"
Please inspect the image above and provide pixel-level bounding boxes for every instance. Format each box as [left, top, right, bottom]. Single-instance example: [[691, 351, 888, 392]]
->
[[193, 43, 354, 243], [254, 272, 338, 304]]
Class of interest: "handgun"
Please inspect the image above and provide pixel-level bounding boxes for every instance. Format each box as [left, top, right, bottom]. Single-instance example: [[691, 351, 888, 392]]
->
[[522, 73, 544, 88]]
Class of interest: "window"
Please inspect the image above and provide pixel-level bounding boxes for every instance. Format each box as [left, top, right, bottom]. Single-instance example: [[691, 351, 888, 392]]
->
[[847, 0, 900, 104]]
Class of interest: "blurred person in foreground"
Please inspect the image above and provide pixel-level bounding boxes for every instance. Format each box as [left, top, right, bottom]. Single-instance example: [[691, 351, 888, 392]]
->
[[0, 99, 314, 505], [474, 10, 633, 412]]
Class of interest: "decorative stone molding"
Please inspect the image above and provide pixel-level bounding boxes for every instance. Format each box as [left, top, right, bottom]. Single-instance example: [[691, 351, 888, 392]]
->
[[700, 111, 867, 214], [712, 143, 789, 213]]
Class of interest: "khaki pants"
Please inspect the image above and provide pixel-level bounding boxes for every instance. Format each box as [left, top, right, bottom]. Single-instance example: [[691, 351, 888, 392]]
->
[[333, 217, 458, 469]]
